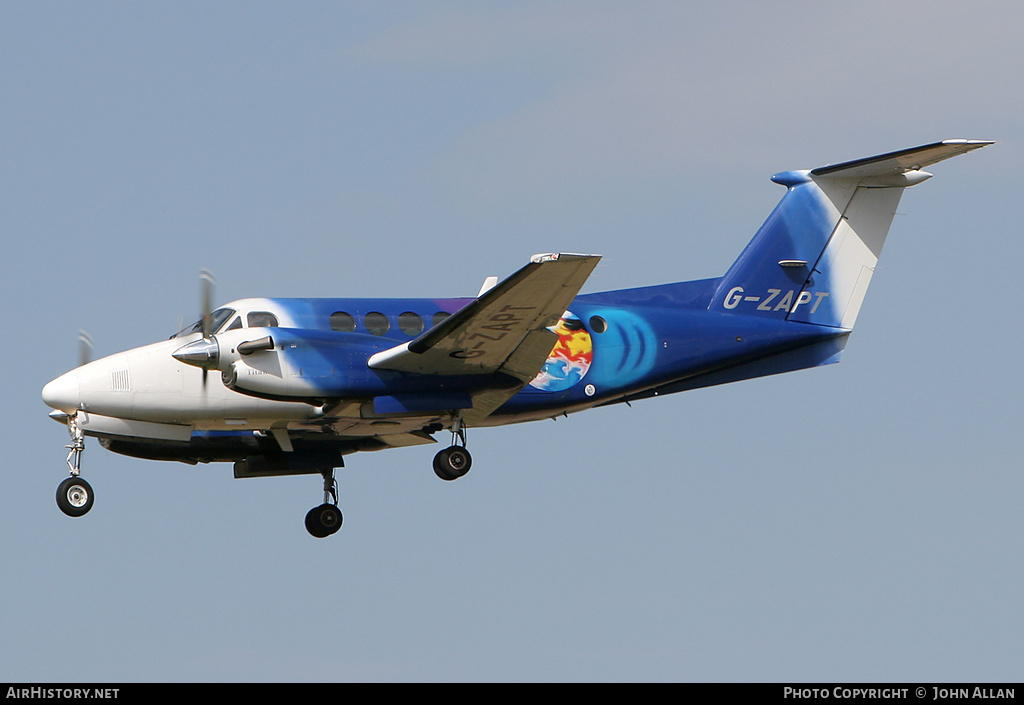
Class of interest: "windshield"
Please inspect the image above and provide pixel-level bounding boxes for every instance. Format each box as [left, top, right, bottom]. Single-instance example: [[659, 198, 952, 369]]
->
[[171, 308, 236, 338]]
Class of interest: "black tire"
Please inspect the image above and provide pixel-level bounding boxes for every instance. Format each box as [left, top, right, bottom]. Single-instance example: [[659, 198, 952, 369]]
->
[[433, 448, 455, 481], [56, 476, 94, 517], [305, 503, 342, 538], [433, 446, 472, 481]]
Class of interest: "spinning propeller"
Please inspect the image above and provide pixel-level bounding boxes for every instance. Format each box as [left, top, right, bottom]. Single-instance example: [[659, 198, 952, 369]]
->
[[200, 268, 215, 339], [171, 269, 220, 387], [77, 330, 93, 367]]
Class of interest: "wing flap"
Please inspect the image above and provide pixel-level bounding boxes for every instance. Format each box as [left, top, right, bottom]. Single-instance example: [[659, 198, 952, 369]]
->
[[499, 328, 560, 382], [460, 328, 562, 425]]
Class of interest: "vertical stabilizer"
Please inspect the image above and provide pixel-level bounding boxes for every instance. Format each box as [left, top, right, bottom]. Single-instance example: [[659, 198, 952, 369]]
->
[[787, 183, 901, 329], [711, 140, 992, 329]]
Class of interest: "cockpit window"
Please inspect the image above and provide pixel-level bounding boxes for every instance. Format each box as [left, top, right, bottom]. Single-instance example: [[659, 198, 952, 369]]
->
[[172, 308, 236, 338], [210, 308, 237, 333], [247, 311, 279, 328], [225, 316, 243, 331]]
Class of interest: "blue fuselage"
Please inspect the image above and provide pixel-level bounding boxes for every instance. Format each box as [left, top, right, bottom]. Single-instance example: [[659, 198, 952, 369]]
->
[[245, 276, 842, 424]]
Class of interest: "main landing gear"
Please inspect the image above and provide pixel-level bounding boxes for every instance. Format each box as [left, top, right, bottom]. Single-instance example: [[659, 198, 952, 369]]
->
[[433, 417, 473, 482], [303, 420, 473, 537], [56, 412, 94, 517], [305, 468, 343, 538]]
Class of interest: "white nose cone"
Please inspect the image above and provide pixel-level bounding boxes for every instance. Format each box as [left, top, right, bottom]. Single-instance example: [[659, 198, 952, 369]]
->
[[42, 371, 80, 412]]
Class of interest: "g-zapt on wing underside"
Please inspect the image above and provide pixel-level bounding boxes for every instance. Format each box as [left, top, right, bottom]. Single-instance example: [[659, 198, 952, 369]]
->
[[369, 253, 600, 378]]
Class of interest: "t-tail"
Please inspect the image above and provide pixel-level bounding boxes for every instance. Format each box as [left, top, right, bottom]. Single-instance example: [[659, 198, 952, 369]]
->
[[711, 140, 992, 329]]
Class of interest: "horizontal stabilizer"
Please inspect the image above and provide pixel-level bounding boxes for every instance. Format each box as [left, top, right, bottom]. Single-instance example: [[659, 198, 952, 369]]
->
[[810, 139, 993, 182]]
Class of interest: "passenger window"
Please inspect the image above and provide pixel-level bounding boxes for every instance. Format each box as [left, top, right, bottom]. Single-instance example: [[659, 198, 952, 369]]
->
[[247, 312, 279, 328], [364, 312, 390, 336], [432, 311, 451, 327], [398, 312, 424, 336], [329, 311, 356, 333]]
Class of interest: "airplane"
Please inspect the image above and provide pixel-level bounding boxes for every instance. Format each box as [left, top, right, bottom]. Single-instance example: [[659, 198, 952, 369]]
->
[[41, 139, 991, 537]]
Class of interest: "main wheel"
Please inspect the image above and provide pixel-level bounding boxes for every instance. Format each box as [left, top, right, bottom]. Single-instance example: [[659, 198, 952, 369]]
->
[[305, 503, 343, 538], [56, 476, 94, 517], [433, 446, 472, 481]]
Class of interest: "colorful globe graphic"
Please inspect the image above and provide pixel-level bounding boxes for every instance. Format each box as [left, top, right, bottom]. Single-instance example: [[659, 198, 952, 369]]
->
[[528, 312, 593, 392]]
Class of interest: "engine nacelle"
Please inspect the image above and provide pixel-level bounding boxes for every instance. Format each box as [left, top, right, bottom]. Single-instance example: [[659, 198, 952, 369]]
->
[[216, 328, 387, 400], [222, 359, 327, 399]]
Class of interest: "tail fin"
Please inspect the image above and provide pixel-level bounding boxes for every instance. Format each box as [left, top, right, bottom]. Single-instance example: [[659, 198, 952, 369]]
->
[[711, 140, 992, 329]]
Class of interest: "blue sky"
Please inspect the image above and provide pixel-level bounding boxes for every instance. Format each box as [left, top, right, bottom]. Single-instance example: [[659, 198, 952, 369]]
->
[[2, 2, 1021, 681]]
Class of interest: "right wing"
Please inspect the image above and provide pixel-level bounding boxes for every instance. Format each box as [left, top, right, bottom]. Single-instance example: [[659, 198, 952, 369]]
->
[[368, 252, 601, 382]]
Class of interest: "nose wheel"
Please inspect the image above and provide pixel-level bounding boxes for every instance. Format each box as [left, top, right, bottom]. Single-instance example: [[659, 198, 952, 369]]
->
[[57, 475, 94, 517], [305, 469, 343, 538], [57, 412, 94, 517]]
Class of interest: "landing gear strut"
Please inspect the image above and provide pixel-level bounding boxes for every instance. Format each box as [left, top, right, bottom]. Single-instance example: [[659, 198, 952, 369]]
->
[[433, 415, 473, 481], [305, 468, 342, 538], [57, 412, 94, 517]]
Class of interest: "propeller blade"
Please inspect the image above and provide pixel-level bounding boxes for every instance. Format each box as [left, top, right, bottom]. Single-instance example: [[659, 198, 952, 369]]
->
[[200, 269, 216, 339], [199, 268, 216, 391], [77, 330, 94, 367]]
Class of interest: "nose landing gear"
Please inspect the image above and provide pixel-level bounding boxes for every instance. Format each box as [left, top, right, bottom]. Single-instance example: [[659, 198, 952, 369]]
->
[[305, 469, 343, 538], [57, 412, 94, 517]]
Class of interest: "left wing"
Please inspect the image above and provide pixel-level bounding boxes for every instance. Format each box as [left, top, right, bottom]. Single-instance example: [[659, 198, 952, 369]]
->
[[368, 252, 601, 382]]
